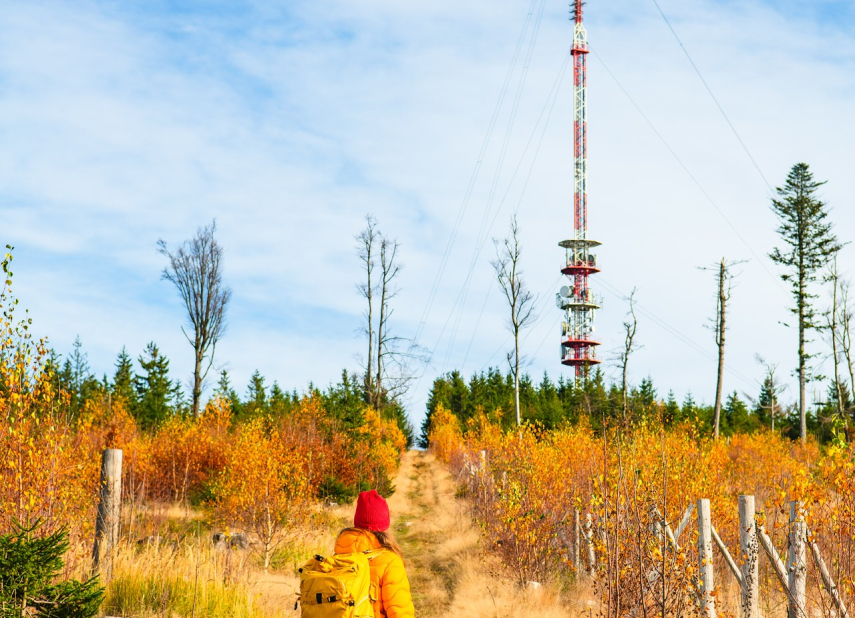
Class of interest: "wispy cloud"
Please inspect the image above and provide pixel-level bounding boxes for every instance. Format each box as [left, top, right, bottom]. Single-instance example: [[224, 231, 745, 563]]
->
[[2, 0, 854, 425]]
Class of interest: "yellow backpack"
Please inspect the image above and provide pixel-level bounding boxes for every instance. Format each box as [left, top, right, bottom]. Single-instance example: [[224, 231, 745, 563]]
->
[[297, 551, 380, 618]]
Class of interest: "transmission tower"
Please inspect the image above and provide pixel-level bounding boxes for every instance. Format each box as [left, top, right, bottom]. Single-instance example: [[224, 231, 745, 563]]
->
[[557, 0, 601, 378]]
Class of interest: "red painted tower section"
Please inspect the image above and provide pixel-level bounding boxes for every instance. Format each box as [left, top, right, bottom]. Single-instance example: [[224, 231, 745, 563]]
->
[[557, 0, 601, 377]]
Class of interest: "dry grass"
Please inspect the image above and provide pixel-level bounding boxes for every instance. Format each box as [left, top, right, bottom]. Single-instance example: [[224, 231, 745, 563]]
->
[[92, 501, 350, 617], [89, 450, 586, 617]]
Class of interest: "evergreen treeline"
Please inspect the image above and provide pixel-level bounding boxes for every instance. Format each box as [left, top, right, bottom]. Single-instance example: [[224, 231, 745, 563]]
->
[[48, 337, 414, 447], [419, 367, 845, 447]]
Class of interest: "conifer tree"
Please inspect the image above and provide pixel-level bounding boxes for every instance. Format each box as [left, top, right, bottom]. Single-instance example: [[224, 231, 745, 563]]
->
[[215, 370, 242, 416], [112, 347, 137, 410], [269, 381, 291, 416], [664, 391, 680, 425], [244, 370, 268, 418], [0, 522, 103, 617], [681, 392, 696, 420], [723, 391, 755, 435], [134, 342, 174, 429], [769, 162, 843, 441]]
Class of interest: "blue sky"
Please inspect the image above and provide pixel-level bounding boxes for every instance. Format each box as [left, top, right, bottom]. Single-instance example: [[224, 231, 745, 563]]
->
[[3, 0, 855, 429]]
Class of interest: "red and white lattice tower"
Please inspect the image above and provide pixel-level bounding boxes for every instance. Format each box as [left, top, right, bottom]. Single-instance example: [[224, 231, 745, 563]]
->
[[557, 0, 601, 378]]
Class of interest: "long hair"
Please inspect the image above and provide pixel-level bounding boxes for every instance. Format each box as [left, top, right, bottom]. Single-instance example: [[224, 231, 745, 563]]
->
[[342, 527, 404, 562]]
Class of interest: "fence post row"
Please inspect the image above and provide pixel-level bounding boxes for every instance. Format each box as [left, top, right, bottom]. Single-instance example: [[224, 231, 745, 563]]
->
[[738, 495, 760, 618], [91, 448, 123, 580]]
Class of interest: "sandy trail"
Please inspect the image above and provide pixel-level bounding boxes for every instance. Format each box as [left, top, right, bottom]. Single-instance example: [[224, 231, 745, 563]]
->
[[386, 451, 580, 618], [252, 450, 581, 617]]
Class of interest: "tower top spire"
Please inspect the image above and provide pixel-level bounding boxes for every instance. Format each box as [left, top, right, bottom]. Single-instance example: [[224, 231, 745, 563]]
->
[[573, 0, 584, 24]]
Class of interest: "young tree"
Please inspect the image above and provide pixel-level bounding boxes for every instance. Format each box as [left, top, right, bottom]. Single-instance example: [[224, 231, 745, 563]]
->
[[214, 370, 242, 417], [244, 370, 268, 418], [492, 216, 537, 427], [112, 346, 136, 410], [0, 522, 103, 617], [134, 342, 174, 429], [210, 420, 309, 571], [65, 336, 97, 415], [617, 289, 639, 422], [750, 356, 786, 431], [159, 221, 232, 417], [769, 163, 842, 441]]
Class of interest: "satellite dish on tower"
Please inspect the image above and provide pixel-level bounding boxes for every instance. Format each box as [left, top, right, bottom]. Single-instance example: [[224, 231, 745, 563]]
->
[[559, 285, 571, 298]]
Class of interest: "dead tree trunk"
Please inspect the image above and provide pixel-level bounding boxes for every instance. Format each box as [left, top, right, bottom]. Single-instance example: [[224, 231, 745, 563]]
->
[[356, 215, 378, 405]]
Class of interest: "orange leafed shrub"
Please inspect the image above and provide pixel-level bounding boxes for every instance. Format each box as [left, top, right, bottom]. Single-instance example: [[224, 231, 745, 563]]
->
[[144, 396, 231, 503], [431, 411, 855, 615], [209, 418, 311, 569], [0, 250, 99, 554]]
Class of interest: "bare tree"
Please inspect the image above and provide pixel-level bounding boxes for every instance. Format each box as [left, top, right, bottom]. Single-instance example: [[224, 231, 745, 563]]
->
[[355, 216, 424, 411], [839, 280, 855, 413], [701, 258, 745, 440], [356, 216, 378, 405], [825, 258, 845, 421], [618, 289, 639, 423], [158, 221, 231, 417], [492, 216, 537, 427], [376, 236, 402, 407]]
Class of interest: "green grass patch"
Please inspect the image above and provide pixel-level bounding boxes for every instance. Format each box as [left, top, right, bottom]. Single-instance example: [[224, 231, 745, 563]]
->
[[102, 573, 257, 618]]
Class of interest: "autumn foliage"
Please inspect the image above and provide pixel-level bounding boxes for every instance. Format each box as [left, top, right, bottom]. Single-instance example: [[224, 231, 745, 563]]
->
[[0, 248, 408, 581], [430, 408, 855, 616]]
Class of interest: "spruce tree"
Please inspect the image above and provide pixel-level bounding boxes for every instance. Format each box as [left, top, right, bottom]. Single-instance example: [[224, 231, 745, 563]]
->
[[269, 381, 290, 416], [664, 391, 681, 425], [769, 163, 843, 441], [134, 342, 174, 429], [244, 370, 268, 418], [214, 370, 242, 416], [112, 347, 137, 411], [681, 392, 696, 420], [0, 522, 103, 617], [723, 391, 754, 435]]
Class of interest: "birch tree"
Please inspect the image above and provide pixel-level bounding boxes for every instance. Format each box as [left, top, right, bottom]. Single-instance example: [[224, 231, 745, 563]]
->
[[492, 216, 536, 427]]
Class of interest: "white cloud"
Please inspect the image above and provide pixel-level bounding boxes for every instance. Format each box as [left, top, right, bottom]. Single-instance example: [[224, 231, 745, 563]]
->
[[1, 0, 854, 430]]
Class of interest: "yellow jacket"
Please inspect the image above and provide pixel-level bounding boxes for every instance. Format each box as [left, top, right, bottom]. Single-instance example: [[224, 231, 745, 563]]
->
[[334, 529, 415, 618]]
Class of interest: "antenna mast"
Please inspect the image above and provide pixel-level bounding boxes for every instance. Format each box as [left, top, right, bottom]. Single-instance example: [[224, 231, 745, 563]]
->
[[557, 0, 601, 378]]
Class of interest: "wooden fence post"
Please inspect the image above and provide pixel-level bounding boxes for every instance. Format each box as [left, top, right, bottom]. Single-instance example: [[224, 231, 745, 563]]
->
[[92, 448, 122, 580], [787, 501, 806, 618], [573, 508, 581, 572], [697, 499, 717, 618], [738, 495, 760, 618]]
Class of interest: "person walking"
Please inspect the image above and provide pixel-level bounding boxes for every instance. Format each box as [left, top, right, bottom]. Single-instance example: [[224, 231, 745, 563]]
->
[[334, 490, 415, 618]]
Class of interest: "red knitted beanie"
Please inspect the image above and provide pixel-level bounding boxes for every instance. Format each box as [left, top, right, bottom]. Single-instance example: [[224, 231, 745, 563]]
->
[[354, 490, 390, 532]]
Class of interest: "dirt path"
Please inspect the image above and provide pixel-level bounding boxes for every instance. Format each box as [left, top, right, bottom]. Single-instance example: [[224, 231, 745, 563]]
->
[[386, 451, 579, 618]]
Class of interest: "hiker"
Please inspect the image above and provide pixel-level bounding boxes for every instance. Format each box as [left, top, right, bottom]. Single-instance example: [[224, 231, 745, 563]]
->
[[335, 490, 415, 618]]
